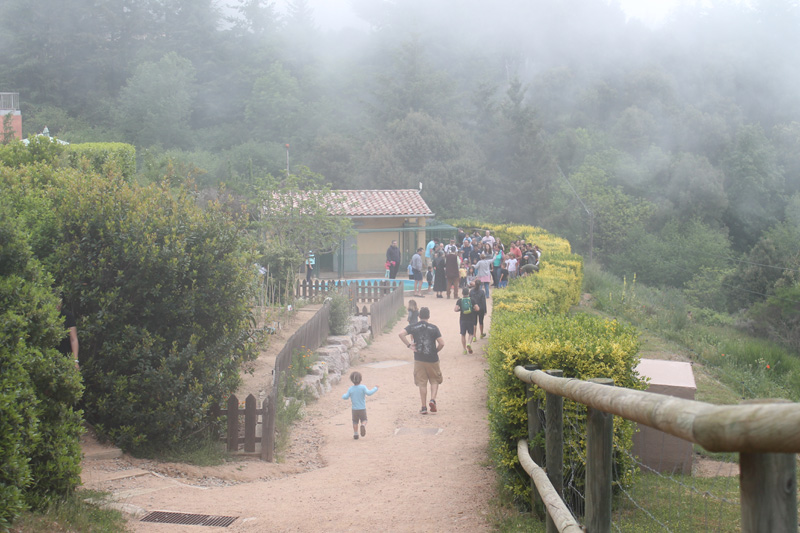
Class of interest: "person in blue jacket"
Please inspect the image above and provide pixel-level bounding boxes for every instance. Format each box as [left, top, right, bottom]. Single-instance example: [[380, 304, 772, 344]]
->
[[342, 371, 378, 439]]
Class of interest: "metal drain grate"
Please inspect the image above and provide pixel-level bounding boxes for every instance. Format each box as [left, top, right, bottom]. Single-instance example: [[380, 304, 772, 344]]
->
[[140, 511, 238, 527]]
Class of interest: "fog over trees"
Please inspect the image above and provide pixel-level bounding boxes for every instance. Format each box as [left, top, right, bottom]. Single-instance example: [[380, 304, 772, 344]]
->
[[2, 0, 800, 317]]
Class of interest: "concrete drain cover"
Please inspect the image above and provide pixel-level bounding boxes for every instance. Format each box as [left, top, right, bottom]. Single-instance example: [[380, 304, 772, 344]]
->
[[394, 427, 443, 436], [363, 360, 410, 369], [140, 511, 238, 527]]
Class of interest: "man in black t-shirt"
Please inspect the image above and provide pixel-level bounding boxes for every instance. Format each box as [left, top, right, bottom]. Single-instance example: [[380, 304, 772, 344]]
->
[[398, 307, 444, 414]]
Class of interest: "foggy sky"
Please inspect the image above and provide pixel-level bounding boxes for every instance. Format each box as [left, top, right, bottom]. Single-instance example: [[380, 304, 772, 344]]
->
[[266, 0, 752, 30]]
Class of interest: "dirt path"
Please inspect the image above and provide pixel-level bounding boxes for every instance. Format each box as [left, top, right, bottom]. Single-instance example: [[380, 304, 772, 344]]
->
[[82, 295, 496, 532]]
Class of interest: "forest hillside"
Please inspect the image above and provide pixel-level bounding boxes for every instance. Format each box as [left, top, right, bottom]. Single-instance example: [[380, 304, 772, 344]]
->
[[2, 0, 800, 344]]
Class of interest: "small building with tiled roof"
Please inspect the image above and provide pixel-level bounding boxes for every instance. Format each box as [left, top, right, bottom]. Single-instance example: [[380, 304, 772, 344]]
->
[[320, 189, 443, 277], [335, 189, 433, 218]]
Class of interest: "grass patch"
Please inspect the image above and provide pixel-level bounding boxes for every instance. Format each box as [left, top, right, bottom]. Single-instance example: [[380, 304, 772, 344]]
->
[[582, 262, 800, 402], [488, 507, 546, 532], [612, 471, 740, 532], [10, 490, 129, 532], [155, 437, 230, 466], [488, 471, 740, 532], [692, 444, 737, 463]]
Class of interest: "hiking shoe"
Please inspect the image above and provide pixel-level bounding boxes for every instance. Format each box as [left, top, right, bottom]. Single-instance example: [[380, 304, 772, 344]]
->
[[353, 434, 359, 440], [420, 406, 428, 415], [429, 399, 437, 413], [467, 344, 473, 354], [481, 333, 487, 339], [463, 349, 468, 355], [472, 336, 477, 343], [360, 424, 366, 437]]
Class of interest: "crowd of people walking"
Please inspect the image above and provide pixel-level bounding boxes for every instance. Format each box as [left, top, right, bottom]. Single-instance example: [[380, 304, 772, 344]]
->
[[392, 228, 541, 298], [347, 227, 543, 427]]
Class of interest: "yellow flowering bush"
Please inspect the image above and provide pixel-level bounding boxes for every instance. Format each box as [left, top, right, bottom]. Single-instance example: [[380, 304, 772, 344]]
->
[[450, 220, 644, 510]]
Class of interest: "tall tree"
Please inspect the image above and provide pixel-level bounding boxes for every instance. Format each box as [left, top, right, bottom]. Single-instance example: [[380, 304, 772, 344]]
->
[[114, 52, 197, 148], [245, 62, 304, 142], [722, 125, 785, 250], [0, 0, 129, 113], [370, 35, 455, 125], [666, 152, 728, 223], [358, 111, 487, 217]]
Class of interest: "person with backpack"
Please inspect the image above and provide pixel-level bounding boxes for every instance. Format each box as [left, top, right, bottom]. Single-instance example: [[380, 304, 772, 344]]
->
[[454, 287, 479, 354], [469, 279, 488, 342]]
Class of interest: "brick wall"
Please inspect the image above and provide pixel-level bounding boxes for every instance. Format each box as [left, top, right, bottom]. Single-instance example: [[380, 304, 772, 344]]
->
[[0, 111, 22, 140]]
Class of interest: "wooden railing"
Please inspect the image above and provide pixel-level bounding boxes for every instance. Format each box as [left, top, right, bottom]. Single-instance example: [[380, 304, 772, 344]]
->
[[513, 365, 800, 533]]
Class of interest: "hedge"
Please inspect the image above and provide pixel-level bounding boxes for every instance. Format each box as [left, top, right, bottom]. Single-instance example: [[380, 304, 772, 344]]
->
[[449, 221, 644, 509], [65, 142, 137, 182]]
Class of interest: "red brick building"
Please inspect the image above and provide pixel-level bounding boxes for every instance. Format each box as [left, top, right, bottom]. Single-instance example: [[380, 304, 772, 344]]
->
[[0, 93, 22, 141]]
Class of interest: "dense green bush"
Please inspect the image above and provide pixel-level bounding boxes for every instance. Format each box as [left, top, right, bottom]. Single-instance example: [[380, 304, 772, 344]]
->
[[0, 201, 83, 527], [65, 142, 137, 182], [0, 137, 66, 168], [49, 174, 261, 452], [2, 158, 262, 453]]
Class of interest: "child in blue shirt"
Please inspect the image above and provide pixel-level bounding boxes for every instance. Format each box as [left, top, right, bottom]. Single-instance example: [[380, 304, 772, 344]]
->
[[342, 371, 378, 439]]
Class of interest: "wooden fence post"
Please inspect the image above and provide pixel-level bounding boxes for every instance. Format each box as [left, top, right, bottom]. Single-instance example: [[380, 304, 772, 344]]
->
[[244, 394, 257, 453], [525, 365, 545, 519], [260, 396, 270, 460], [263, 379, 278, 462], [226, 394, 239, 452], [586, 378, 614, 533], [545, 369, 564, 533], [740, 399, 797, 533]]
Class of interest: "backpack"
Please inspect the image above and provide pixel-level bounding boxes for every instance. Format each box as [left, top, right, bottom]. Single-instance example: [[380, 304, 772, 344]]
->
[[460, 297, 473, 314]]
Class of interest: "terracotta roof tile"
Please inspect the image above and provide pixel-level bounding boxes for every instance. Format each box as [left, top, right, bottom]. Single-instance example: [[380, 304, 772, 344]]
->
[[335, 189, 433, 217]]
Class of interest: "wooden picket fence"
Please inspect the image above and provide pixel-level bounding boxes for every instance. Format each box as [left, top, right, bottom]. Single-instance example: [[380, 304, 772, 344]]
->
[[210, 393, 269, 458], [295, 279, 403, 321], [366, 280, 404, 338]]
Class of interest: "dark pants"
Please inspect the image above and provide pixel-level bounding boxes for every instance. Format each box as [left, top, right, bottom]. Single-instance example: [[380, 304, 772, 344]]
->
[[389, 262, 399, 279], [306, 265, 313, 281]]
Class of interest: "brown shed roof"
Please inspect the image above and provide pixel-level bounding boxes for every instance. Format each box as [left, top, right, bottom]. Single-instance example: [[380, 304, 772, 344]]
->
[[335, 189, 433, 217]]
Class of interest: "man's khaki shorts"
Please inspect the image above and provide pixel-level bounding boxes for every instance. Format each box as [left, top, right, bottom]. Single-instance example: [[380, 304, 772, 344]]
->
[[414, 360, 443, 387]]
